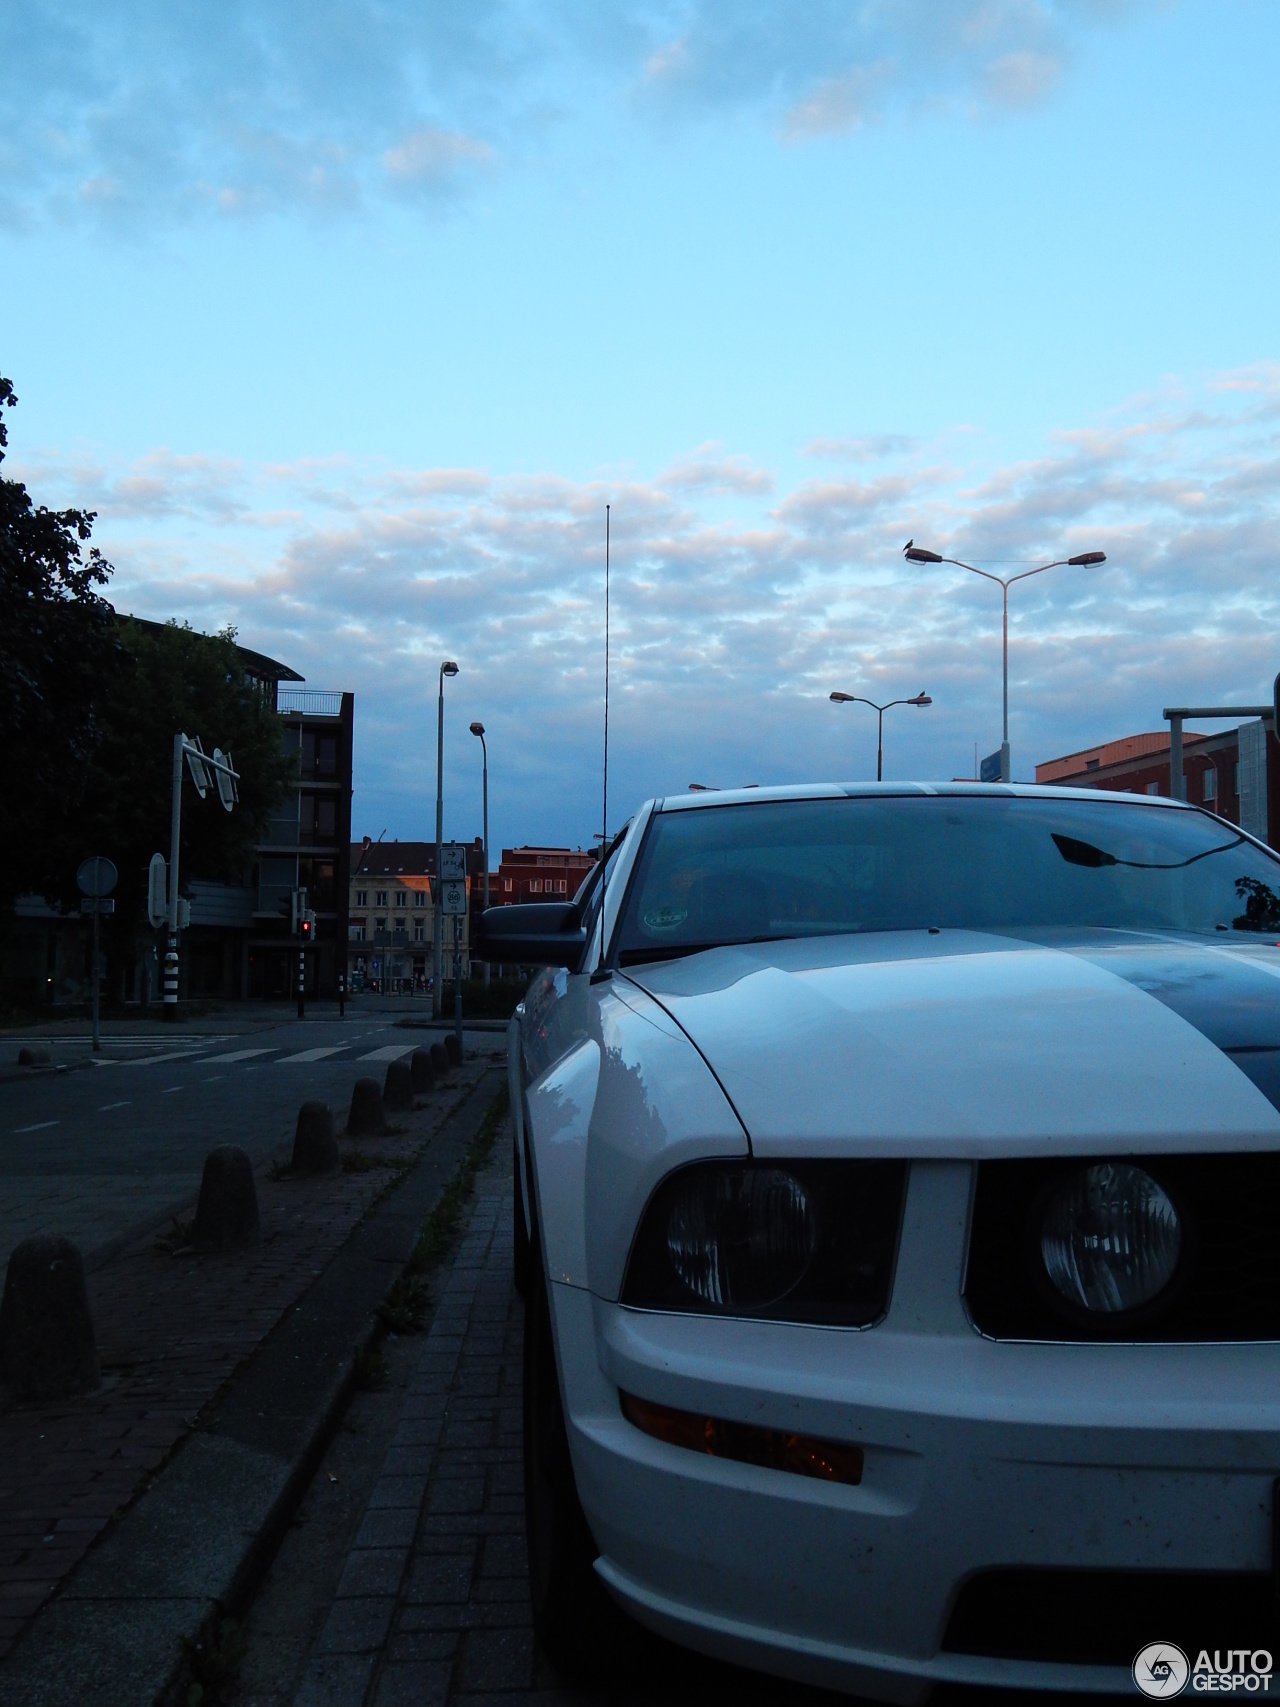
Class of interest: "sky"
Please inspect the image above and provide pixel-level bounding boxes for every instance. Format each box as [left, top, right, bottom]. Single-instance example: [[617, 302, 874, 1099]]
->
[[4, 0, 1280, 856]]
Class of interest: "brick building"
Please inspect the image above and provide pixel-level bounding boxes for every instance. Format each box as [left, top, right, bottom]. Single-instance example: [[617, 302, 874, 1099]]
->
[[1036, 722, 1280, 846], [492, 846, 596, 905]]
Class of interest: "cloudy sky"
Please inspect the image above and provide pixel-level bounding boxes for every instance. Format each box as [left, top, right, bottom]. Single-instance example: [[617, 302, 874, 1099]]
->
[[4, 0, 1280, 854]]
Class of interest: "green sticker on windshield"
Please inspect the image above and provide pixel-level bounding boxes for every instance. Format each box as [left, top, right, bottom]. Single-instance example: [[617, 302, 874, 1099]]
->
[[643, 904, 688, 933]]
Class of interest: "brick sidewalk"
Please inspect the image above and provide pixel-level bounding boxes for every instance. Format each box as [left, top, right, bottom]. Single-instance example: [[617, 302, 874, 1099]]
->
[[293, 1154, 532, 1707], [0, 1062, 491, 1659]]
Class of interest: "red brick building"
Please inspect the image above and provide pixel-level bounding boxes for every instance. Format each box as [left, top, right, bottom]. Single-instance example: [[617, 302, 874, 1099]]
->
[[1036, 724, 1280, 846], [492, 846, 596, 905]]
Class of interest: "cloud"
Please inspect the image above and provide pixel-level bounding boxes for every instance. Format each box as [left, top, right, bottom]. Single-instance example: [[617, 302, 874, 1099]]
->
[[382, 126, 494, 190], [12, 359, 1280, 846], [0, 1, 1145, 227]]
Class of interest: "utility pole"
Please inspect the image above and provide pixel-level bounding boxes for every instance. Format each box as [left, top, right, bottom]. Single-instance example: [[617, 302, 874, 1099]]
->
[[434, 661, 458, 1018]]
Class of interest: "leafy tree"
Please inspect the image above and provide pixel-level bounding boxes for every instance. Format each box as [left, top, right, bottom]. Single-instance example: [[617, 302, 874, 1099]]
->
[[0, 375, 119, 911], [1, 375, 296, 994], [85, 618, 295, 953]]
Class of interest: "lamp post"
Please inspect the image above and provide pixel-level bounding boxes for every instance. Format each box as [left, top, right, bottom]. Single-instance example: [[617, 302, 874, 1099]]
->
[[904, 542, 1105, 783], [434, 660, 459, 1019], [469, 721, 489, 990], [829, 691, 931, 781]]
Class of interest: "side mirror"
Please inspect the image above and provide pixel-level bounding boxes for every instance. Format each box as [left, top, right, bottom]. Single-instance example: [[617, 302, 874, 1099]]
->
[[473, 902, 587, 970]]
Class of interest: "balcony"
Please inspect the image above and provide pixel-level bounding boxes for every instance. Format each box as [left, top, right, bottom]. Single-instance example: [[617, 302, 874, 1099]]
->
[[278, 688, 344, 717]]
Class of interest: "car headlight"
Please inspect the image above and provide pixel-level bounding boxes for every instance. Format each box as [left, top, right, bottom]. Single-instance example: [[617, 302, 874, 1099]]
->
[[622, 1158, 908, 1326], [1039, 1162, 1182, 1315], [666, 1167, 817, 1308]]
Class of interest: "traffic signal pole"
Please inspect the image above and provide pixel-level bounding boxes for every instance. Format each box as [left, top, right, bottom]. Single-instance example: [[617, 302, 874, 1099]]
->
[[164, 732, 183, 1017]]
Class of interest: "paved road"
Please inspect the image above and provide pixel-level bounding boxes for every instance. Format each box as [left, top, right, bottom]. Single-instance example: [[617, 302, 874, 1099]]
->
[[0, 1003, 504, 1267]]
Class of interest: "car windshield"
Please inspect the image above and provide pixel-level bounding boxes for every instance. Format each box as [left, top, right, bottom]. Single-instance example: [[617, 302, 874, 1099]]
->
[[614, 794, 1280, 964]]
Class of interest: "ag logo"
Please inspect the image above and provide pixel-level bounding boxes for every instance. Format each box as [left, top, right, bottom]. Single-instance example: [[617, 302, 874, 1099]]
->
[[1133, 1642, 1189, 1698]]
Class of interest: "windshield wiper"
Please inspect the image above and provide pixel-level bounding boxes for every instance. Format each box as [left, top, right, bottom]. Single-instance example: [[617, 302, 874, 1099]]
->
[[1052, 830, 1247, 872]]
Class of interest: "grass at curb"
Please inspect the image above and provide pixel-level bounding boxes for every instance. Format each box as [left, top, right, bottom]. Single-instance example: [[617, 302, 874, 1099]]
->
[[407, 1081, 510, 1277]]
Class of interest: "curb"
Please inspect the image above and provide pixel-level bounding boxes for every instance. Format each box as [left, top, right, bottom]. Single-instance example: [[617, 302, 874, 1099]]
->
[[0, 1066, 508, 1707]]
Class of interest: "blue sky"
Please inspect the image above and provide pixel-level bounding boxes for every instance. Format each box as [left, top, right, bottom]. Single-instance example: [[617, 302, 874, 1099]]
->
[[4, 1, 1280, 855]]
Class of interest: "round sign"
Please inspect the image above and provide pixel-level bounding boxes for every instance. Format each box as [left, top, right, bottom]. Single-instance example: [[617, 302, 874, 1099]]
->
[[76, 856, 118, 899]]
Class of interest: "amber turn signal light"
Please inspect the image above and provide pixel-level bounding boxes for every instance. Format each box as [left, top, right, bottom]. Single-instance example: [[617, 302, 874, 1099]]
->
[[620, 1391, 863, 1486]]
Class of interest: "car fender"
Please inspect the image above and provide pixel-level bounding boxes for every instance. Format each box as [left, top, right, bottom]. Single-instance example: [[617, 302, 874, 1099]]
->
[[585, 979, 749, 1301]]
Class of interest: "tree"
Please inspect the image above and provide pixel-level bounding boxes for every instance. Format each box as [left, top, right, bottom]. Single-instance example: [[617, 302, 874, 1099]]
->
[[1, 376, 296, 998], [84, 619, 295, 954], [0, 375, 119, 911]]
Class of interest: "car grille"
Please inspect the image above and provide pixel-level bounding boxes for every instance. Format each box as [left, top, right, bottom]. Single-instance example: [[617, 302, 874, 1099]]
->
[[965, 1152, 1280, 1341], [943, 1567, 1275, 1664]]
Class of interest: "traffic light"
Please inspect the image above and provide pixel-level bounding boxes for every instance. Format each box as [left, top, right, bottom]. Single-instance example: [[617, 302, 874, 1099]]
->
[[300, 912, 314, 944], [290, 887, 308, 935]]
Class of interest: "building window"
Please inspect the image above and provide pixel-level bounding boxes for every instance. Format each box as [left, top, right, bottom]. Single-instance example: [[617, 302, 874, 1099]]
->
[[413, 919, 425, 943], [376, 917, 387, 933], [531, 878, 542, 893], [413, 890, 426, 908], [355, 889, 368, 907], [395, 915, 407, 933], [1085, 757, 1100, 771], [396, 890, 407, 907], [1235, 762, 1241, 796], [1203, 768, 1217, 801], [504, 879, 513, 892], [349, 922, 365, 941], [376, 890, 388, 907], [1145, 781, 1160, 796]]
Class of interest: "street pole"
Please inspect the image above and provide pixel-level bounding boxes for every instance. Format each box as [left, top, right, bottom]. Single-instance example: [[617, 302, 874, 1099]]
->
[[470, 722, 489, 990], [434, 661, 458, 1020], [830, 691, 932, 781], [297, 944, 305, 1019], [91, 904, 100, 1053], [1002, 582, 1010, 784], [165, 731, 182, 1016], [903, 543, 1105, 785], [453, 913, 463, 1054]]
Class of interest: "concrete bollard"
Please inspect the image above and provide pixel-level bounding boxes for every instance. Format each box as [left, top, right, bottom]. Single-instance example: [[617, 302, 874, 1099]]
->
[[292, 1102, 339, 1175], [383, 1058, 413, 1112], [429, 1041, 449, 1076], [192, 1146, 260, 1251], [0, 1236, 99, 1399], [347, 1077, 387, 1137], [409, 1048, 435, 1094], [445, 1033, 462, 1068], [17, 1046, 50, 1067]]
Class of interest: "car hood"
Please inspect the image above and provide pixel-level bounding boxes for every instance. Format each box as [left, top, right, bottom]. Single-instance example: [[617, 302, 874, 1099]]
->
[[622, 929, 1280, 1157]]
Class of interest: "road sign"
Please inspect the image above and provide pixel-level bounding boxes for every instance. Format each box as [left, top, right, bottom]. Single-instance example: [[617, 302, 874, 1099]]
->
[[76, 856, 118, 898], [147, 854, 167, 928], [212, 746, 237, 812], [979, 750, 1002, 783], [440, 879, 467, 915], [439, 844, 467, 881], [80, 896, 115, 915]]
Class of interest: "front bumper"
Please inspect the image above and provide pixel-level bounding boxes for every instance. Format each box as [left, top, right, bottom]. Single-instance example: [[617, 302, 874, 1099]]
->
[[551, 1161, 1280, 1701]]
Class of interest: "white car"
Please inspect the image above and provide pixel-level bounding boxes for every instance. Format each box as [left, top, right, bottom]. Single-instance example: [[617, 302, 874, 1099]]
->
[[476, 783, 1280, 1701]]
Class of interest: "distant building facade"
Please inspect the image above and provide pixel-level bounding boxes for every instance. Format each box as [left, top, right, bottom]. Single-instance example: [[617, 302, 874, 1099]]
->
[[493, 846, 595, 905], [247, 684, 355, 1001], [1036, 724, 1280, 847], [346, 838, 487, 992]]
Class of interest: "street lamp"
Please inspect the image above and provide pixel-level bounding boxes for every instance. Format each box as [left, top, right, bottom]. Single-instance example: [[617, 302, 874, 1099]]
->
[[434, 660, 458, 1019], [469, 721, 489, 990], [829, 690, 931, 781], [904, 541, 1105, 783]]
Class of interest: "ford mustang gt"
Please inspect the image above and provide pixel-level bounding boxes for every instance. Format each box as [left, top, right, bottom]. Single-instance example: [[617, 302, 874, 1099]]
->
[[475, 783, 1280, 1700]]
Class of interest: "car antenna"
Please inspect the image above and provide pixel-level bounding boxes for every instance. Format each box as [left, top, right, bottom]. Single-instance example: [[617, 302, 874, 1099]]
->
[[591, 503, 612, 984]]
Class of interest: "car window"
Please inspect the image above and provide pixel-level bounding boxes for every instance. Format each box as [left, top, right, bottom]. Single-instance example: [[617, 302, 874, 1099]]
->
[[614, 795, 1280, 963]]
